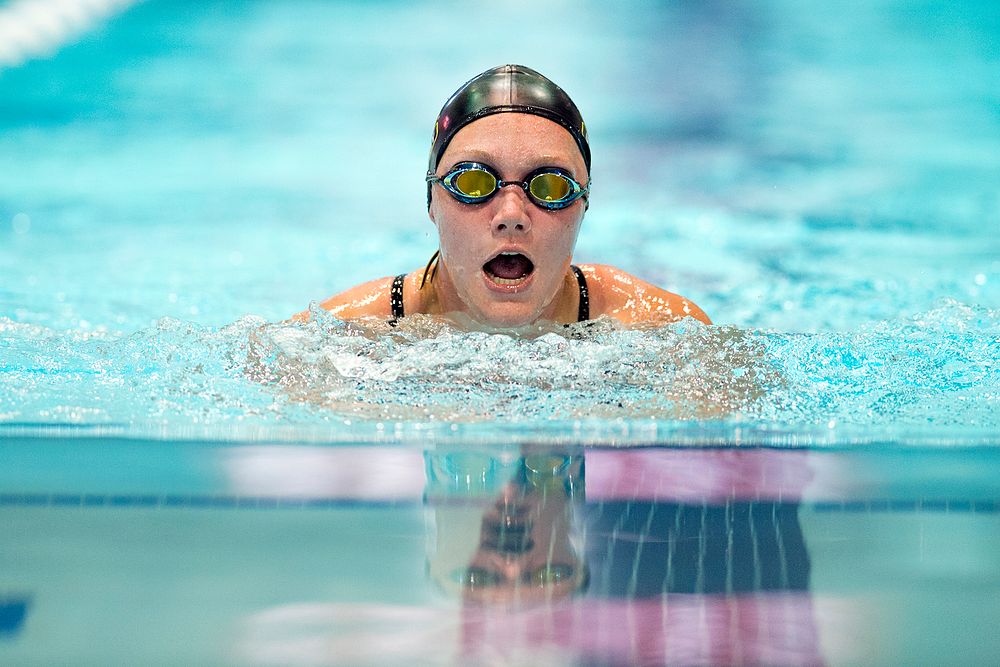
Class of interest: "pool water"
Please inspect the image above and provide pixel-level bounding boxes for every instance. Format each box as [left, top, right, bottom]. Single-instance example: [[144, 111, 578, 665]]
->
[[0, 0, 997, 441], [1, 0, 999, 664], [1, 437, 998, 665]]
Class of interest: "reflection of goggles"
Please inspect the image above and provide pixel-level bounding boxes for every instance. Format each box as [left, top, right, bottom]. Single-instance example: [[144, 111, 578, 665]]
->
[[426, 162, 589, 210], [425, 450, 583, 498]]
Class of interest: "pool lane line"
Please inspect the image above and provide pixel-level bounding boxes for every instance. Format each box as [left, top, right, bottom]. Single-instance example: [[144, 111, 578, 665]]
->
[[0, 493, 996, 513]]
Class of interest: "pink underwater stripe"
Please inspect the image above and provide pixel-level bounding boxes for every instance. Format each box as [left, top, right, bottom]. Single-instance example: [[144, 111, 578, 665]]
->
[[460, 593, 824, 667], [239, 594, 831, 665], [585, 449, 823, 502], [225, 446, 848, 503]]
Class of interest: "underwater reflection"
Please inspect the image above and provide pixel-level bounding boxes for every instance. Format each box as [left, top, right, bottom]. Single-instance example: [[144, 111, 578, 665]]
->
[[425, 447, 812, 599], [231, 446, 826, 665], [425, 446, 822, 665], [586, 496, 810, 598], [425, 449, 587, 604]]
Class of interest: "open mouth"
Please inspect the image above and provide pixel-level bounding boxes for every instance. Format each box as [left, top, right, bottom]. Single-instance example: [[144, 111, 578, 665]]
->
[[483, 252, 535, 286], [481, 518, 535, 554]]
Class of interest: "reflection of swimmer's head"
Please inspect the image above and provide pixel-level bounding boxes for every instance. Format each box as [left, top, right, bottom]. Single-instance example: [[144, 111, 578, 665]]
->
[[425, 451, 587, 604]]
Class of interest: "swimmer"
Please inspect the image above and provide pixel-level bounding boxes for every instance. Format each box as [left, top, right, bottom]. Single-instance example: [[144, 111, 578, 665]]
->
[[295, 64, 710, 328]]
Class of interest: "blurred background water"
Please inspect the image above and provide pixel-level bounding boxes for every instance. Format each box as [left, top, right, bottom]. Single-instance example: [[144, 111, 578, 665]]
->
[[2, 5, 1000, 666], [0, 0, 998, 442]]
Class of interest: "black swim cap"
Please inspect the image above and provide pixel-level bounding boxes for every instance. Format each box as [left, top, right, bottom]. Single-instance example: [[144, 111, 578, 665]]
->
[[427, 64, 591, 178]]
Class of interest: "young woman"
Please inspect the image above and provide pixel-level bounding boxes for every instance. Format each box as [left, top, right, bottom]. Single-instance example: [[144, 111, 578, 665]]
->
[[296, 65, 710, 328]]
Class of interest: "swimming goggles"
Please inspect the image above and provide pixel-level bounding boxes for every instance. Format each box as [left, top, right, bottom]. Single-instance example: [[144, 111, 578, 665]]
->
[[426, 162, 589, 210]]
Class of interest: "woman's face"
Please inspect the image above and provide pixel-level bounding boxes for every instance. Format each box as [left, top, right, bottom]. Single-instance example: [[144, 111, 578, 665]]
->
[[428, 114, 588, 327]]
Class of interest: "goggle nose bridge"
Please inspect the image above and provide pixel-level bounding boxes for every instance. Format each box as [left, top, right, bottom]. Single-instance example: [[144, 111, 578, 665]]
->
[[495, 178, 532, 196]]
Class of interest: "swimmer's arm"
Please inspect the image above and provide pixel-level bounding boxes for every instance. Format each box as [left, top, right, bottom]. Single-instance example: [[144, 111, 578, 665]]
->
[[580, 264, 712, 325], [291, 276, 395, 322]]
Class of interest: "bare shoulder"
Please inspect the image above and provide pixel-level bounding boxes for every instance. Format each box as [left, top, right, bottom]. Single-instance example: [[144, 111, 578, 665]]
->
[[291, 276, 395, 322], [576, 264, 712, 325]]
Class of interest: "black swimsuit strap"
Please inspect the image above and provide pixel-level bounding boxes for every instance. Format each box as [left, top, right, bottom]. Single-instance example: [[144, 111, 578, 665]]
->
[[570, 265, 589, 322], [390, 274, 406, 320], [389, 269, 588, 323]]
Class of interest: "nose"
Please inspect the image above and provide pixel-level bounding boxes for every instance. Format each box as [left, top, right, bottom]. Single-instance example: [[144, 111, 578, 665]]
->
[[485, 554, 528, 583], [491, 183, 532, 235]]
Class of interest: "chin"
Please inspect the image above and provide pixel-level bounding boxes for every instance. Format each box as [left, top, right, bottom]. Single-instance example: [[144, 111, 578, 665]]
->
[[475, 302, 544, 328]]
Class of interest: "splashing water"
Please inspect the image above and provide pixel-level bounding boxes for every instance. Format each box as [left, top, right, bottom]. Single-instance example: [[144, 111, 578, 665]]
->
[[2, 298, 996, 444]]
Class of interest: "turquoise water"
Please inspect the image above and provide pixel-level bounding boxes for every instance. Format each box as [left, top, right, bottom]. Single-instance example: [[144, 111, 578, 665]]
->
[[1, 0, 998, 442], [1, 0, 999, 664]]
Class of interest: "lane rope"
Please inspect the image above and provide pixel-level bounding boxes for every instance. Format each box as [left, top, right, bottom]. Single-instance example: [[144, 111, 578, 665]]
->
[[0, 0, 137, 70]]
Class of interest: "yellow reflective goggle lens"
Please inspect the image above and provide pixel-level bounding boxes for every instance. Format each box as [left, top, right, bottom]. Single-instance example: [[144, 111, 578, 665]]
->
[[452, 567, 503, 589], [528, 172, 572, 202], [453, 168, 497, 198], [529, 564, 575, 586]]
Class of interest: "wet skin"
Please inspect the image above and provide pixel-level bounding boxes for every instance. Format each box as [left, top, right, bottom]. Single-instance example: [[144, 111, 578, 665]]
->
[[296, 114, 711, 327]]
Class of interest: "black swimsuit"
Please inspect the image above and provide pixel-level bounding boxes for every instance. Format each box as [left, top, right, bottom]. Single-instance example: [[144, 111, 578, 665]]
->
[[390, 265, 590, 323]]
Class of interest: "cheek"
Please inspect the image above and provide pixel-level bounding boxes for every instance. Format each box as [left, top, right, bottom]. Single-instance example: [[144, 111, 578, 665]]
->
[[435, 217, 482, 270], [437, 220, 466, 252], [544, 215, 583, 253]]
